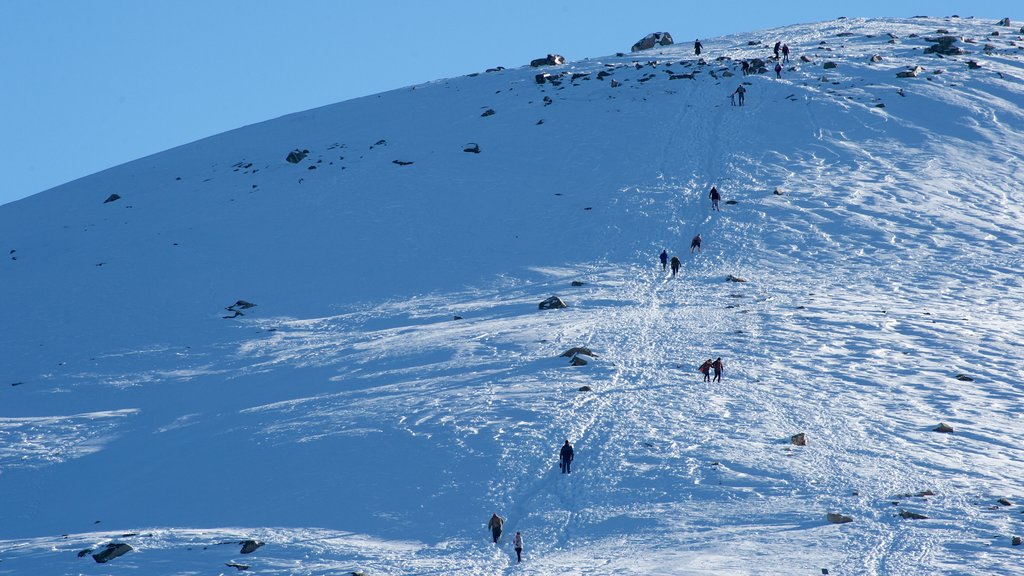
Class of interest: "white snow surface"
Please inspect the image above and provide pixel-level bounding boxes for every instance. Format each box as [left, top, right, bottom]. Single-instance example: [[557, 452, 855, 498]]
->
[[2, 15, 1024, 576]]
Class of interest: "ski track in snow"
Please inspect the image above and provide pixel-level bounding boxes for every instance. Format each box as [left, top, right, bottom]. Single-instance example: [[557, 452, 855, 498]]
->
[[3, 15, 1024, 576]]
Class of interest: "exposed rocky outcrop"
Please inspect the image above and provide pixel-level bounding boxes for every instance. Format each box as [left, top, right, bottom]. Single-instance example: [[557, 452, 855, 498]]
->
[[791, 433, 807, 446], [286, 149, 309, 164], [827, 513, 852, 524], [240, 539, 264, 554], [631, 32, 674, 52], [103, 193, 121, 204], [934, 423, 954, 433], [92, 543, 132, 563], [561, 347, 596, 358], [530, 54, 565, 67], [924, 36, 965, 55], [539, 296, 567, 310]]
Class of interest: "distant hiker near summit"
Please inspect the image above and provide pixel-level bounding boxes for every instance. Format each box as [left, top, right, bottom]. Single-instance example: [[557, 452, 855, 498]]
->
[[699, 359, 713, 382], [712, 357, 724, 382], [660, 249, 668, 270], [488, 512, 505, 543], [690, 233, 702, 254], [773, 41, 781, 59], [559, 440, 575, 474], [782, 43, 791, 63], [670, 256, 681, 277], [694, 38, 703, 55], [709, 186, 721, 211]]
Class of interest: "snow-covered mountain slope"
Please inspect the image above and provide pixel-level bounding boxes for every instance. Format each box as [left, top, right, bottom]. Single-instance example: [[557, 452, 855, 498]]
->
[[2, 15, 1024, 575]]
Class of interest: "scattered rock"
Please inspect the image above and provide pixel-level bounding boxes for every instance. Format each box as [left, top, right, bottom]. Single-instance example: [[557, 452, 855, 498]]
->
[[724, 200, 738, 205], [286, 149, 309, 164], [997, 17, 1011, 26], [392, 160, 414, 166], [900, 510, 928, 520], [226, 563, 250, 571], [239, 540, 264, 554], [800, 55, 812, 63], [924, 36, 965, 56], [826, 513, 852, 524], [631, 32, 674, 52], [998, 498, 1014, 507], [535, 73, 550, 84], [530, 54, 565, 67], [538, 296, 567, 310], [103, 193, 121, 204], [726, 275, 748, 283], [875, 103, 886, 108], [561, 347, 596, 358], [77, 548, 92, 558], [967, 60, 982, 69], [480, 109, 496, 117], [485, 66, 505, 73], [934, 423, 955, 433], [870, 54, 883, 62], [578, 386, 592, 392], [791, 433, 807, 446], [610, 79, 620, 88], [92, 543, 133, 563], [597, 70, 612, 80], [773, 187, 783, 195], [955, 374, 974, 381], [463, 143, 480, 154], [823, 61, 838, 69], [897, 66, 925, 78], [1013, 536, 1022, 546], [452, 315, 463, 320], [231, 300, 256, 310], [571, 281, 585, 287]]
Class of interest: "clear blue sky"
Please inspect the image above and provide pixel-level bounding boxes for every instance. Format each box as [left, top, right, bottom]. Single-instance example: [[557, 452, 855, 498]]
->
[[2, 1, 1018, 205]]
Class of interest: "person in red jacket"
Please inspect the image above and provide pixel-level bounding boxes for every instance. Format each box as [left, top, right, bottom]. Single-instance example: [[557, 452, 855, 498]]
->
[[699, 359, 713, 382], [712, 357, 724, 382]]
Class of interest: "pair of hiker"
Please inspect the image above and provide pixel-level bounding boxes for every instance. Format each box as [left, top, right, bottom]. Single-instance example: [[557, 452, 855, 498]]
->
[[730, 84, 746, 106], [773, 41, 790, 61], [661, 251, 683, 276], [487, 514, 525, 562], [698, 357, 724, 382]]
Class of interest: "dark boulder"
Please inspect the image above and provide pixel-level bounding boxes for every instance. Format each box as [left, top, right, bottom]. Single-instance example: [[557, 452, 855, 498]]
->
[[539, 296, 567, 310], [481, 109, 495, 117], [791, 432, 807, 446], [900, 510, 928, 520], [571, 280, 585, 287], [103, 193, 121, 204], [924, 37, 965, 55], [726, 275, 748, 283], [826, 513, 852, 524], [570, 355, 589, 366], [92, 543, 132, 563], [530, 54, 565, 67], [561, 347, 596, 358], [823, 61, 838, 69], [463, 143, 480, 154], [578, 385, 592, 392], [934, 423, 954, 433], [240, 539, 264, 554], [286, 149, 309, 164], [631, 32, 674, 52]]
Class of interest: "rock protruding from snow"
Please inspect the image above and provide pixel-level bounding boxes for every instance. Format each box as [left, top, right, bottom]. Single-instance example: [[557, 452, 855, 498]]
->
[[726, 275, 748, 283], [1013, 536, 1022, 546], [561, 346, 596, 358], [827, 513, 853, 524], [900, 509, 928, 520], [823, 61, 838, 69], [103, 193, 121, 204], [631, 32, 674, 52], [538, 296, 567, 310], [530, 54, 565, 67], [791, 432, 807, 446], [240, 539, 264, 554], [934, 423, 954, 433], [897, 66, 925, 78], [286, 149, 309, 164], [92, 543, 132, 563], [570, 354, 591, 366], [924, 36, 965, 56]]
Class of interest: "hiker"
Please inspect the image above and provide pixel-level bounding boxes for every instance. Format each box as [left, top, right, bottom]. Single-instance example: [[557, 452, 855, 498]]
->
[[488, 513, 505, 543], [782, 43, 791, 63], [699, 359, 713, 382], [513, 531, 524, 563], [774, 62, 782, 79], [741, 60, 750, 76], [773, 41, 781, 59], [731, 84, 746, 106], [712, 357, 724, 382], [690, 233, 702, 254], [670, 256, 681, 277], [660, 249, 668, 270], [694, 38, 703, 55], [709, 186, 721, 211], [559, 440, 575, 474]]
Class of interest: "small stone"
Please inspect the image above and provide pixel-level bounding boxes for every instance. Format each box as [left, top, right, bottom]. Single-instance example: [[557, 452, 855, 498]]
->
[[726, 275, 748, 283], [826, 513, 852, 524], [791, 433, 807, 446], [578, 385, 592, 392], [571, 281, 585, 287], [92, 543, 132, 563], [561, 347, 596, 358], [934, 423, 954, 433], [539, 296, 567, 310], [1013, 536, 1022, 546], [103, 193, 121, 204], [481, 109, 496, 117], [956, 374, 974, 381], [900, 510, 928, 520], [998, 498, 1013, 506]]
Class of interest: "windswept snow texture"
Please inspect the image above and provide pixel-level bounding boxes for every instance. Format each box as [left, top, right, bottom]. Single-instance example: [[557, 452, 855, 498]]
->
[[2, 15, 1024, 576]]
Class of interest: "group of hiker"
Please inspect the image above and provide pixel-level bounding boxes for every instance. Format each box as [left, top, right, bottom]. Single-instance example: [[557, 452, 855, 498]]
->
[[487, 440, 575, 561], [731, 39, 793, 104], [698, 357, 725, 382]]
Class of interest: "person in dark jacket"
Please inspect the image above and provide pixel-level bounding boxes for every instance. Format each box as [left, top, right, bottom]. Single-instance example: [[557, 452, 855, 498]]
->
[[709, 186, 721, 211], [773, 41, 781, 59], [782, 43, 791, 63], [741, 60, 750, 75], [559, 440, 574, 474], [690, 233, 702, 254], [488, 512, 505, 543], [774, 62, 782, 79], [712, 357, 724, 382], [694, 39, 703, 55], [670, 255, 681, 277], [660, 249, 668, 270], [698, 359, 713, 382], [731, 84, 746, 106]]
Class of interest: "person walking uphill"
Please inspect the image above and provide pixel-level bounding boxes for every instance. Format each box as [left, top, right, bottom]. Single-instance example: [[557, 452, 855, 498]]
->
[[699, 359, 713, 382], [559, 440, 574, 474], [488, 513, 505, 543], [670, 255, 681, 277], [731, 84, 746, 106], [690, 233, 702, 254], [513, 531, 524, 563], [774, 62, 782, 79], [660, 249, 668, 270], [712, 357, 724, 382], [709, 186, 721, 211], [694, 38, 703, 55]]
